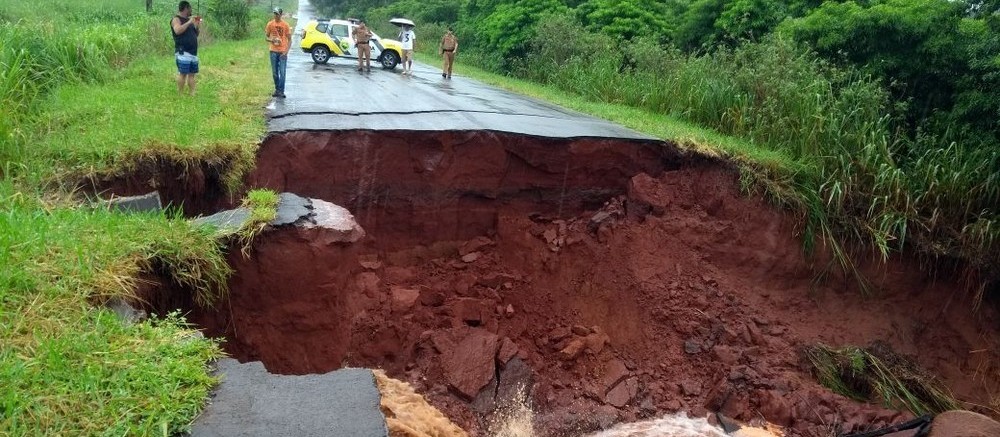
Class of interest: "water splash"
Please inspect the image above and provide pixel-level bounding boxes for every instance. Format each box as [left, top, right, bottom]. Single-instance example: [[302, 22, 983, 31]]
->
[[486, 384, 535, 437], [583, 413, 728, 437]]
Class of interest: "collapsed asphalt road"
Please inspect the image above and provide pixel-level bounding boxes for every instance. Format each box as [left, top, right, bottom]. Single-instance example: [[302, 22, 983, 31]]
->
[[182, 1, 1000, 436]]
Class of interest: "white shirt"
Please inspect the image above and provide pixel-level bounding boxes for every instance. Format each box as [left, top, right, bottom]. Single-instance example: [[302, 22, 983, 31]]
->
[[400, 29, 415, 50]]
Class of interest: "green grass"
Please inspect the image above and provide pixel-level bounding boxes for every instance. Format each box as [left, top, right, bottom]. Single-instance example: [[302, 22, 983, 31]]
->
[[0, 0, 296, 433], [19, 38, 271, 191], [0, 181, 229, 434], [236, 188, 280, 250]]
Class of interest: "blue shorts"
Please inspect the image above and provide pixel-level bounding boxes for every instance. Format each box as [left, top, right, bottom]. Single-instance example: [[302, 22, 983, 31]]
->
[[176, 52, 199, 74]]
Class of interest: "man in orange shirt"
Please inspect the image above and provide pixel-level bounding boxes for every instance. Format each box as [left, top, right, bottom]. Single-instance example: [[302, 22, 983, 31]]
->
[[265, 7, 290, 98]]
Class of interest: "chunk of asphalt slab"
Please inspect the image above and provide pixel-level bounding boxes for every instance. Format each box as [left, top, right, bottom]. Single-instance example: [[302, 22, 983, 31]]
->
[[303, 198, 366, 242], [272, 192, 312, 226], [190, 193, 365, 241], [107, 191, 162, 213], [190, 359, 388, 437]]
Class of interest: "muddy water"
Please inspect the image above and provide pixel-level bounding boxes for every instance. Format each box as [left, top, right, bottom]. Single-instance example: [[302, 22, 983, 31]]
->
[[490, 413, 732, 437], [583, 414, 727, 437]]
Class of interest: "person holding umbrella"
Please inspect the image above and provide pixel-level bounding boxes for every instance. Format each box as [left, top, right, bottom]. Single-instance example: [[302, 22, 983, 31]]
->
[[398, 22, 415, 75]]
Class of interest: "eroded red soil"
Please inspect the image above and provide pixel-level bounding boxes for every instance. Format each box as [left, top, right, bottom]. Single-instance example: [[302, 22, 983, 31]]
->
[[176, 131, 998, 436]]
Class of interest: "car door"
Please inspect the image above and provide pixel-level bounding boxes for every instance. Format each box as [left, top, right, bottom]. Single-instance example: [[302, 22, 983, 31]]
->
[[327, 22, 354, 58]]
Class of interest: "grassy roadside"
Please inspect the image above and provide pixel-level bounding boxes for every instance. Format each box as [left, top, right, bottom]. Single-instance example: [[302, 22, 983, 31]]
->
[[1, 1, 292, 433], [20, 38, 270, 191], [417, 53, 800, 169]]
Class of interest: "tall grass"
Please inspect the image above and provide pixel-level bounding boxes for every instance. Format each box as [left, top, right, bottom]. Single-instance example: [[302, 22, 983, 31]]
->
[[0, 6, 171, 173], [0, 0, 292, 178]]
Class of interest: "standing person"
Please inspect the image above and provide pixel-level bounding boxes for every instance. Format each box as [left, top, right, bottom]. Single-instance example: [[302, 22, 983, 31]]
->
[[352, 20, 373, 72], [265, 7, 291, 98], [171, 1, 201, 95], [439, 26, 458, 79], [398, 24, 415, 75]]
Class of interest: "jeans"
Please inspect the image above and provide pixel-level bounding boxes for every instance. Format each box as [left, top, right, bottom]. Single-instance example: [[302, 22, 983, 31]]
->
[[270, 51, 287, 93]]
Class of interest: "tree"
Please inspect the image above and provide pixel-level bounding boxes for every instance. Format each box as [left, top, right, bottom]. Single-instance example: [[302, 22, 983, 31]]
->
[[576, 0, 671, 41], [472, 0, 569, 60], [715, 0, 787, 43], [673, 0, 725, 50], [783, 0, 999, 148]]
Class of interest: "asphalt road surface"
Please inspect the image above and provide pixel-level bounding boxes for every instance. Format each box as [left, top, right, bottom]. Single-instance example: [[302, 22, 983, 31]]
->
[[267, 0, 656, 141], [190, 360, 387, 437]]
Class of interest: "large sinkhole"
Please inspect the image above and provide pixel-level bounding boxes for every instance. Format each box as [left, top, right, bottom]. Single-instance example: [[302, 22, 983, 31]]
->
[[134, 130, 999, 436]]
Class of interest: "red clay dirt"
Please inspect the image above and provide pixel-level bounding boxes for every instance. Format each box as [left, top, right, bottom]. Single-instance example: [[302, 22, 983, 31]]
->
[[172, 130, 999, 436]]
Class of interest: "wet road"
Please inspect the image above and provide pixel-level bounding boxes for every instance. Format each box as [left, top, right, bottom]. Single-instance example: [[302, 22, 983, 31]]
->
[[267, 0, 655, 141]]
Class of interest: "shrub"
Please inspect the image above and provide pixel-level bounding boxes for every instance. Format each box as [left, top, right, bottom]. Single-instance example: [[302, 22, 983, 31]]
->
[[208, 0, 251, 40]]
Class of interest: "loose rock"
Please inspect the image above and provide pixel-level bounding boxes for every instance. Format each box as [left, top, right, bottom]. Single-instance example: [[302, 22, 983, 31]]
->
[[441, 328, 500, 399], [605, 377, 639, 408]]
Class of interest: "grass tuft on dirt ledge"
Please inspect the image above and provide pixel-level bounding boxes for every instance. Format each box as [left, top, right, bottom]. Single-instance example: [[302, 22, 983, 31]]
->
[[236, 188, 280, 250], [805, 342, 960, 416]]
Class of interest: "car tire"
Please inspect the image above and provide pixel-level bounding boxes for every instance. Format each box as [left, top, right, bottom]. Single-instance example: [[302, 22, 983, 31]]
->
[[311, 45, 331, 64], [380, 50, 400, 70]]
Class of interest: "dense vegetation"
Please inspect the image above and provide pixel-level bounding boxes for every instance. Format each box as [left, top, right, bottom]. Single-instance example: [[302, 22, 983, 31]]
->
[[0, 0, 289, 433], [318, 0, 1000, 294]]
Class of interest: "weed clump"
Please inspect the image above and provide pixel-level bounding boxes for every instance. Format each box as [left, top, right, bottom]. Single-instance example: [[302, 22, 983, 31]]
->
[[805, 342, 960, 416]]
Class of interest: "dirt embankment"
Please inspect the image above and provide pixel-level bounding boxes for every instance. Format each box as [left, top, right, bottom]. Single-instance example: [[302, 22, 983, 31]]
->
[[144, 130, 998, 436]]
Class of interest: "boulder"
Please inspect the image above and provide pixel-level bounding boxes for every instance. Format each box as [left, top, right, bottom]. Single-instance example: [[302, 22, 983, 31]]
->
[[601, 359, 630, 393], [497, 337, 519, 365], [459, 236, 494, 256], [441, 328, 500, 399], [390, 286, 420, 313], [557, 338, 587, 361], [605, 377, 639, 408], [626, 173, 670, 218]]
